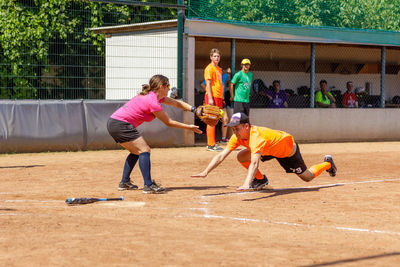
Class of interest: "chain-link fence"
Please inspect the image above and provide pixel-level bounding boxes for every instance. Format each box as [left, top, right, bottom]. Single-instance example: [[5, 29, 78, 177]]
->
[[187, 0, 400, 32], [0, 0, 179, 100], [1, 0, 400, 109], [193, 38, 400, 109], [231, 41, 400, 109], [189, 0, 400, 109]]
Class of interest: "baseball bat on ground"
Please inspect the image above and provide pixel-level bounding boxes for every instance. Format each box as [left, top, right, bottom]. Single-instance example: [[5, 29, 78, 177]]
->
[[65, 197, 123, 205]]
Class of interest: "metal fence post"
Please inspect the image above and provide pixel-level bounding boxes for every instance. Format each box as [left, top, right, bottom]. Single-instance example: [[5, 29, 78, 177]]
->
[[310, 43, 315, 108], [380, 46, 386, 108], [230, 39, 236, 75], [177, 0, 184, 99]]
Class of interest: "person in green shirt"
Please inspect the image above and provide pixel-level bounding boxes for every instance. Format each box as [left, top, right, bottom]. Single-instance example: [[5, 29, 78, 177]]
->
[[315, 80, 336, 108], [230, 58, 253, 115]]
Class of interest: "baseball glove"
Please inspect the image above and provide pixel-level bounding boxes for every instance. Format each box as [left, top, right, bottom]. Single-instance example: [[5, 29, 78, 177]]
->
[[195, 105, 223, 127]]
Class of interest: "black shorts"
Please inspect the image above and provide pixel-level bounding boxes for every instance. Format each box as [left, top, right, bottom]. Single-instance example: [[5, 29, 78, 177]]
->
[[260, 143, 307, 174], [233, 101, 250, 116], [107, 118, 141, 143]]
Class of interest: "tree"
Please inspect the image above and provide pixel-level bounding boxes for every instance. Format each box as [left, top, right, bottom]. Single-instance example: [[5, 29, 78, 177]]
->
[[338, 0, 400, 31], [0, 0, 176, 99], [189, 0, 400, 31]]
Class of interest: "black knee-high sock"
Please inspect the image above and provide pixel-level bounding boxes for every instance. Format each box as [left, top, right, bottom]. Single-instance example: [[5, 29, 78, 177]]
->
[[121, 153, 139, 183], [138, 152, 152, 186]]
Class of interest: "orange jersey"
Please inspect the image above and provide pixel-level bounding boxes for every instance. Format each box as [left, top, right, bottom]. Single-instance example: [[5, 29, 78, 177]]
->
[[204, 63, 223, 99], [226, 125, 295, 158]]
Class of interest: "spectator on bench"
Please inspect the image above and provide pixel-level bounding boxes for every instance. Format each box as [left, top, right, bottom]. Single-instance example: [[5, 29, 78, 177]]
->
[[342, 81, 358, 108], [264, 80, 288, 108], [315, 80, 336, 108]]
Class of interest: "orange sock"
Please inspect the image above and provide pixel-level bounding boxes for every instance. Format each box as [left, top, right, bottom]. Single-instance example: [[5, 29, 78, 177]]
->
[[309, 162, 331, 178], [240, 161, 264, 179], [206, 125, 215, 146]]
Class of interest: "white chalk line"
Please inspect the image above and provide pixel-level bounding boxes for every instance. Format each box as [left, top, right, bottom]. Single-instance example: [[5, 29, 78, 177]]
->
[[0, 199, 61, 203], [187, 213, 400, 236], [0, 199, 146, 209], [202, 178, 400, 198], [0, 213, 35, 216], [175, 178, 400, 237], [299, 177, 400, 189], [0, 206, 64, 209], [100, 201, 145, 207], [182, 204, 400, 236]]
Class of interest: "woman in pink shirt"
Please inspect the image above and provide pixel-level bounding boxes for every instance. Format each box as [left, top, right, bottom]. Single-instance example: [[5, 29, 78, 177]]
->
[[107, 74, 202, 194]]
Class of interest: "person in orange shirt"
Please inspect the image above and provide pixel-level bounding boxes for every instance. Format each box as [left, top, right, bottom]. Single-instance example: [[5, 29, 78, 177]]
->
[[191, 112, 337, 191], [204, 48, 224, 151]]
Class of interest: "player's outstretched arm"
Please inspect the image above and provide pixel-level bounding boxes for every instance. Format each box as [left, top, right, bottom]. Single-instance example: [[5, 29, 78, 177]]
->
[[153, 110, 202, 134], [237, 152, 261, 191], [163, 96, 193, 112], [191, 148, 232, 178]]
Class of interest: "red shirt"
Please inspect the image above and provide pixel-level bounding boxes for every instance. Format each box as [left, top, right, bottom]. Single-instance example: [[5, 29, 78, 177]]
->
[[342, 92, 357, 107]]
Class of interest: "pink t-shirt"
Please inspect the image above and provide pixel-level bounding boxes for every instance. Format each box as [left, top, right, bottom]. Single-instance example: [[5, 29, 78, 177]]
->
[[110, 91, 165, 127]]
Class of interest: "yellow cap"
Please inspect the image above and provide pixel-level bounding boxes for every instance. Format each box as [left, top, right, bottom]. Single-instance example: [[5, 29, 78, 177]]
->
[[241, 58, 251, 65]]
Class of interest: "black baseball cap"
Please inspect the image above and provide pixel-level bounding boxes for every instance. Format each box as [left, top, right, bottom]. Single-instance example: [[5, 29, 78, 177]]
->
[[226, 112, 249, 127]]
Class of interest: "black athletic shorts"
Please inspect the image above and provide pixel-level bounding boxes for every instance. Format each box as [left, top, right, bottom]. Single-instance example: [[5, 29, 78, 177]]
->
[[260, 143, 307, 174], [233, 101, 250, 116], [107, 118, 141, 143]]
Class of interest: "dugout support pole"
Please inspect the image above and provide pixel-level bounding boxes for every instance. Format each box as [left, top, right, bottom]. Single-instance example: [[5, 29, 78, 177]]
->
[[177, 0, 184, 99], [380, 46, 386, 108], [310, 43, 315, 108], [230, 39, 236, 76]]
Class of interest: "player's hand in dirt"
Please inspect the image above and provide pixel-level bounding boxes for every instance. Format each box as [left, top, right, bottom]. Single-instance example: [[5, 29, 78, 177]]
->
[[190, 171, 208, 178], [236, 185, 252, 191]]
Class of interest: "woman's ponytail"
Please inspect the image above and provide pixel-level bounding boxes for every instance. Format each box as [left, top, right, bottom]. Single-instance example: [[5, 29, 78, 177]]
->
[[140, 84, 151, 95], [140, 74, 169, 95]]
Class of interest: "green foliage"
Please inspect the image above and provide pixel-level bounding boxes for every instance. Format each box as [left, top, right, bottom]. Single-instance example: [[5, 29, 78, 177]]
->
[[189, 0, 400, 31], [4, 0, 399, 99], [0, 0, 176, 99], [338, 0, 400, 31], [0, 0, 125, 98]]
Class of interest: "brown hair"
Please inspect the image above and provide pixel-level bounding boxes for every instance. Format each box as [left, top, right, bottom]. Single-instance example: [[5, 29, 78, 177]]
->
[[140, 74, 169, 95], [319, 79, 327, 86], [209, 48, 221, 57]]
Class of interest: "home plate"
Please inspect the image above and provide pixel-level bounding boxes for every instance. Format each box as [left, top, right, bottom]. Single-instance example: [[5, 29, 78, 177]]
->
[[101, 201, 145, 207]]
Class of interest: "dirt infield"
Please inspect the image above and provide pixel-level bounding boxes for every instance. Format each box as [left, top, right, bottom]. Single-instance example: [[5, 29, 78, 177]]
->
[[1, 142, 400, 266]]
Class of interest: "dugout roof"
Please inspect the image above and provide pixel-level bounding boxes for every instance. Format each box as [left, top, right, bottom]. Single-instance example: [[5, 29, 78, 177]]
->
[[185, 19, 400, 47], [91, 19, 178, 35], [92, 19, 400, 47]]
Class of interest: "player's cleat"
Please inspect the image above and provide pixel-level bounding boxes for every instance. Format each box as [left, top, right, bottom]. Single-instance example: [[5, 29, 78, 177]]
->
[[218, 137, 229, 143], [206, 145, 223, 152], [118, 181, 139, 191], [324, 155, 337, 177], [143, 181, 166, 194], [250, 175, 269, 190]]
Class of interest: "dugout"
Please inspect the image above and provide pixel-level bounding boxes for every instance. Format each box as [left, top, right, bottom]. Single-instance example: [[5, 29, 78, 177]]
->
[[92, 19, 400, 144]]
